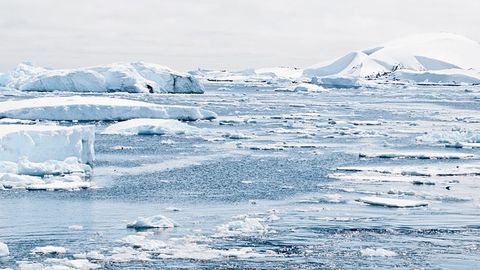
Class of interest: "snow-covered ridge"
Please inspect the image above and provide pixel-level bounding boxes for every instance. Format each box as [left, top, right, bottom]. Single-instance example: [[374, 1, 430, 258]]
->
[[0, 96, 217, 121], [0, 62, 205, 93], [304, 33, 480, 87]]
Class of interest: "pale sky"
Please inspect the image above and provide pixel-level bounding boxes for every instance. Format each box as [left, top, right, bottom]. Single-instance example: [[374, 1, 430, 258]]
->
[[0, 0, 479, 72]]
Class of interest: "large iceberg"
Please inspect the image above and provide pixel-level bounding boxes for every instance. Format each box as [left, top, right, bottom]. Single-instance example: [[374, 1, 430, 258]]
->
[[0, 62, 205, 93], [0, 96, 217, 121], [304, 33, 480, 86]]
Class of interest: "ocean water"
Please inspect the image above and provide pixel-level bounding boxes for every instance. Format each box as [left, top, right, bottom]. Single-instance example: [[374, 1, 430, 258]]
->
[[1, 84, 480, 269]]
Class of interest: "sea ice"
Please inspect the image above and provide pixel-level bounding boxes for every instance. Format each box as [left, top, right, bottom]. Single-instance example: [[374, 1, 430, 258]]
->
[[31, 245, 67, 255], [360, 248, 397, 257], [357, 196, 428, 208], [103, 119, 200, 136], [0, 96, 217, 121], [0, 242, 9, 257], [126, 215, 176, 229]]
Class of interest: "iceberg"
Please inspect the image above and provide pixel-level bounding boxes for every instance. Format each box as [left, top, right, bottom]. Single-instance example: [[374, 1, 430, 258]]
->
[[0, 125, 94, 164], [304, 33, 480, 86], [0, 96, 217, 121], [0, 62, 204, 93]]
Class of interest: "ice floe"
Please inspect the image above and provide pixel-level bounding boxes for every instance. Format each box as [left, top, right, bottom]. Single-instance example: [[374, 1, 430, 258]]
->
[[360, 248, 397, 257], [0, 62, 204, 93], [216, 217, 268, 236], [0, 96, 217, 121], [31, 246, 67, 255], [103, 119, 200, 136], [126, 215, 176, 229], [357, 196, 428, 208], [0, 242, 9, 257]]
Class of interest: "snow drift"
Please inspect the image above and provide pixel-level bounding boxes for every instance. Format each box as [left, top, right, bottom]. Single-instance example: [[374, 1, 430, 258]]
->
[[0, 96, 217, 121], [304, 33, 480, 86], [0, 62, 205, 93]]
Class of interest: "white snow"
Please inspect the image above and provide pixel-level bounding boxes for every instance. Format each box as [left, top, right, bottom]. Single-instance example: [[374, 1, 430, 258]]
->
[[0, 62, 204, 93], [357, 196, 428, 208], [0, 125, 94, 164], [0, 96, 217, 121], [126, 215, 176, 229], [360, 248, 397, 257], [103, 119, 200, 136], [31, 245, 67, 255], [0, 242, 9, 257], [304, 33, 480, 86]]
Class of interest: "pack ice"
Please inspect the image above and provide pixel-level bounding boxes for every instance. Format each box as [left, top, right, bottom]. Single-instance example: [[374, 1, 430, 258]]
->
[[0, 62, 204, 93], [303, 33, 480, 87], [0, 96, 217, 121]]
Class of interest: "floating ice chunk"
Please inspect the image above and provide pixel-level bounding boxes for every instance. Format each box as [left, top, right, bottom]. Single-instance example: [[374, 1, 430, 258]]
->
[[31, 245, 67, 255], [68, 225, 84, 231], [216, 217, 268, 236], [359, 150, 474, 160], [0, 125, 94, 164], [360, 248, 397, 257], [0, 96, 217, 121], [357, 196, 428, 208], [0, 242, 9, 257], [293, 83, 326, 92], [126, 215, 176, 229], [103, 119, 200, 136]]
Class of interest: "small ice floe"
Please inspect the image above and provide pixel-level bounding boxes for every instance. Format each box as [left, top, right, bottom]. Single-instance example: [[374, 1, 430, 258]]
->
[[360, 248, 397, 257], [126, 215, 176, 229], [216, 217, 268, 237], [357, 196, 428, 208], [68, 225, 84, 231], [222, 132, 252, 140], [349, 120, 382, 126], [103, 119, 201, 136], [111, 145, 134, 151], [31, 245, 67, 255], [0, 242, 9, 257], [240, 180, 254, 184], [359, 150, 474, 160], [298, 194, 346, 204], [293, 83, 326, 92]]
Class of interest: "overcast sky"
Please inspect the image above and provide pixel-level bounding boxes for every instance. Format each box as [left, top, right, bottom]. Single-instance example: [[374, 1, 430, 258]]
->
[[0, 0, 479, 72]]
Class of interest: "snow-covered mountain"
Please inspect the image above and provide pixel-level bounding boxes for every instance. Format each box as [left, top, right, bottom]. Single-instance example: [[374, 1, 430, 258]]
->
[[304, 33, 480, 87], [0, 62, 205, 93]]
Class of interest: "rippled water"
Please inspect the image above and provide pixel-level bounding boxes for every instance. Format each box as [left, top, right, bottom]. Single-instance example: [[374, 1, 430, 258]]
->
[[1, 84, 480, 269]]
